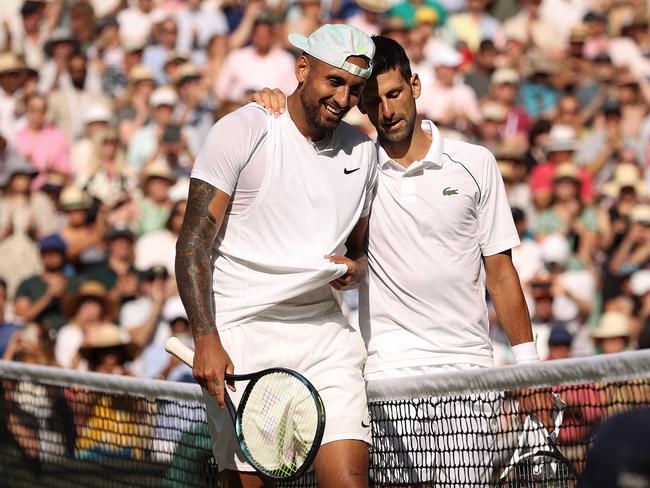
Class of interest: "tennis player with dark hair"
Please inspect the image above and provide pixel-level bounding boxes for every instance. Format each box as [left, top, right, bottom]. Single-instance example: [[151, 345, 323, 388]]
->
[[254, 36, 549, 485], [176, 24, 377, 488]]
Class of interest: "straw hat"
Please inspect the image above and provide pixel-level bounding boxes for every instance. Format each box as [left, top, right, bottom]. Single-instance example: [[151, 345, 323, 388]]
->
[[44, 27, 79, 57], [602, 164, 645, 198], [0, 52, 27, 75], [78, 323, 139, 361], [381, 16, 408, 34], [59, 185, 91, 211], [355, 0, 389, 13], [495, 140, 526, 162], [176, 63, 201, 84], [491, 68, 520, 85], [553, 162, 581, 182], [592, 312, 630, 339], [141, 160, 177, 184], [128, 64, 155, 84], [62, 281, 118, 319]]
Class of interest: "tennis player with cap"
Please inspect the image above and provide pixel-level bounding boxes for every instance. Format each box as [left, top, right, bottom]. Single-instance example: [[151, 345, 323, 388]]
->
[[254, 36, 553, 485], [176, 24, 377, 487]]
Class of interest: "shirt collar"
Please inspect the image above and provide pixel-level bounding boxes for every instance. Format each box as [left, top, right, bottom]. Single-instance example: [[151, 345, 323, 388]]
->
[[377, 119, 444, 173]]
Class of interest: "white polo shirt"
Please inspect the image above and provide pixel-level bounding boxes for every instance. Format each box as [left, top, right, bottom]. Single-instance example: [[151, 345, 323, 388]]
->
[[360, 120, 520, 374]]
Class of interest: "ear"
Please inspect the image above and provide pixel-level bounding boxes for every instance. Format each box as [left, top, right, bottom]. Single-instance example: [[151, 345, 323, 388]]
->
[[295, 55, 309, 84], [411, 73, 421, 100]]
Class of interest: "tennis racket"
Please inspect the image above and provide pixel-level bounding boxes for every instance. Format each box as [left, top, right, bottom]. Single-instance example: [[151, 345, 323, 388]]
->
[[165, 337, 326, 481], [497, 392, 578, 487]]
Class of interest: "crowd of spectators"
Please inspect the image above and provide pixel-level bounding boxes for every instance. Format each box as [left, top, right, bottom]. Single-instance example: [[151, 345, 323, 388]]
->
[[0, 0, 649, 378]]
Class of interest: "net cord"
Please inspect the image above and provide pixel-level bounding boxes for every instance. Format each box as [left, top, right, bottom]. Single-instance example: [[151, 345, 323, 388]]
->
[[2, 349, 649, 403], [365, 349, 650, 401]]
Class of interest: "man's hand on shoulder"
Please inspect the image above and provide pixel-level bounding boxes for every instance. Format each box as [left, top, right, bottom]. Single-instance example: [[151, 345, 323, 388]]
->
[[326, 254, 367, 291], [252, 87, 287, 117], [193, 334, 235, 408]]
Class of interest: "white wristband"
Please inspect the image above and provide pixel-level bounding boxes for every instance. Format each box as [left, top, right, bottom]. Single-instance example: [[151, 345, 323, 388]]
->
[[512, 342, 540, 364]]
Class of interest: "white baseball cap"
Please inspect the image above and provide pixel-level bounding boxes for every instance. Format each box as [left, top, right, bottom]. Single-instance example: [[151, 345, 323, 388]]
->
[[150, 86, 178, 108], [83, 103, 112, 124], [288, 24, 375, 79]]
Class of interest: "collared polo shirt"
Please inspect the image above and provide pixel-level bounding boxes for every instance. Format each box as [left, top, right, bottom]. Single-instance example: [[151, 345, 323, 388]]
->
[[360, 120, 520, 374]]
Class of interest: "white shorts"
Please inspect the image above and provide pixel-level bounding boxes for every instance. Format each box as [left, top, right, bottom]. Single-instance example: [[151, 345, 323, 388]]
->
[[203, 312, 370, 472], [365, 364, 501, 486]]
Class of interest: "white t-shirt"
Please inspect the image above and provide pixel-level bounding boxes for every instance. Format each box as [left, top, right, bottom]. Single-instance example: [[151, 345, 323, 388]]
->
[[360, 120, 520, 374], [191, 104, 377, 329]]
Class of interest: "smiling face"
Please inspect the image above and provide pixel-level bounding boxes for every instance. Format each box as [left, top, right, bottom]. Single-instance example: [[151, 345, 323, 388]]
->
[[361, 67, 419, 146], [297, 55, 368, 137]]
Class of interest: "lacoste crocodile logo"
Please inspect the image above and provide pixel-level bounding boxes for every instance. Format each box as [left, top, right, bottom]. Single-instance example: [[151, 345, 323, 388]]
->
[[443, 187, 458, 196]]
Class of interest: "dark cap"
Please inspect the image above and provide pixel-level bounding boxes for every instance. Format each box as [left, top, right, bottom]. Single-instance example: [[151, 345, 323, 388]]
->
[[602, 99, 622, 117], [39, 234, 67, 254], [548, 325, 572, 346], [583, 11, 605, 23], [105, 225, 135, 242], [143, 265, 169, 281], [581, 408, 650, 487], [593, 53, 612, 64]]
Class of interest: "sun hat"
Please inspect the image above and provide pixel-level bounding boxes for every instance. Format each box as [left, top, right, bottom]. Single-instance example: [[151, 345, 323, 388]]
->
[[63, 281, 118, 319], [82, 103, 112, 125], [128, 64, 156, 84], [545, 125, 579, 153], [428, 48, 462, 68], [0, 52, 27, 75], [491, 68, 520, 85], [59, 185, 91, 211], [592, 311, 631, 339], [355, 0, 390, 13], [0, 153, 38, 187], [602, 164, 646, 198], [630, 204, 650, 225], [288, 24, 375, 79], [141, 160, 177, 184], [553, 162, 581, 182], [149, 86, 178, 108], [78, 323, 138, 361]]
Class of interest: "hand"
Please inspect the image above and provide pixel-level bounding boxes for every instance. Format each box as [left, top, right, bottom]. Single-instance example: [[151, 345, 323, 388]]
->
[[516, 387, 557, 433], [252, 87, 287, 117], [192, 334, 235, 408], [150, 278, 167, 304], [326, 255, 366, 291], [45, 274, 67, 298], [115, 272, 138, 298]]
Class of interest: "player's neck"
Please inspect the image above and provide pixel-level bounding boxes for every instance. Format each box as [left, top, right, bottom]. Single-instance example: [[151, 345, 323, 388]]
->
[[287, 93, 329, 142], [380, 123, 431, 169]]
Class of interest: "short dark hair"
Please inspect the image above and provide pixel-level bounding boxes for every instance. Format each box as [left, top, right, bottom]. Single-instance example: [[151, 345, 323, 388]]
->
[[0, 278, 6, 291], [371, 36, 412, 82]]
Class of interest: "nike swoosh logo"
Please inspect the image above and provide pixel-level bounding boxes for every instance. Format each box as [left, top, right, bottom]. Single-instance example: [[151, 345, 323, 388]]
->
[[344, 168, 360, 174], [361, 421, 369, 428]]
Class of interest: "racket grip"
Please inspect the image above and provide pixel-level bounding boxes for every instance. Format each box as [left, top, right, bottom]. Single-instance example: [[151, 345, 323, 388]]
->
[[165, 337, 195, 367]]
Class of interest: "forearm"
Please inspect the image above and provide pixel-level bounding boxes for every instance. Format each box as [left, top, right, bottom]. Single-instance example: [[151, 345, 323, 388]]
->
[[175, 179, 227, 338], [15, 294, 52, 321], [488, 267, 533, 346], [128, 303, 164, 348]]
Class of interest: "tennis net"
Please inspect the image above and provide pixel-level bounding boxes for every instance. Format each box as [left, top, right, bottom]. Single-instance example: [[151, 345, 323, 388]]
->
[[1, 350, 649, 487]]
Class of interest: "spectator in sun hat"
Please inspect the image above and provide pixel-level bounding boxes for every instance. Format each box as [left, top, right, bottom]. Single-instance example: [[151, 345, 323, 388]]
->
[[592, 311, 632, 354], [0, 153, 58, 296], [56, 280, 119, 369], [216, 16, 296, 105], [77, 127, 137, 209], [418, 47, 481, 128], [14, 233, 71, 332], [490, 67, 532, 142], [39, 27, 80, 94], [58, 185, 107, 272], [0, 52, 29, 145], [79, 323, 139, 374], [135, 159, 177, 236], [70, 102, 113, 176], [127, 85, 189, 169], [117, 64, 157, 145], [174, 63, 214, 141], [530, 125, 594, 210]]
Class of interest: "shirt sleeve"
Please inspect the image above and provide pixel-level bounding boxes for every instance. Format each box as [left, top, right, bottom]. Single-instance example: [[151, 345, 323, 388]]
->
[[190, 105, 268, 196], [477, 148, 520, 256], [360, 144, 378, 218]]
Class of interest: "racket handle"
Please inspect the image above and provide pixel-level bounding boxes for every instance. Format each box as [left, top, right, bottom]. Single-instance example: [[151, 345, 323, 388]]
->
[[165, 337, 195, 367]]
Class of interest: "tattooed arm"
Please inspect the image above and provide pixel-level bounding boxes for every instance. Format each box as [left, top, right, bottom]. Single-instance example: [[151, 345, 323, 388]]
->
[[176, 178, 234, 408]]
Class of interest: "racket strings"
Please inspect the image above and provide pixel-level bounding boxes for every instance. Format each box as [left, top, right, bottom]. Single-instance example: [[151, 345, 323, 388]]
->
[[501, 453, 577, 487], [239, 372, 319, 477]]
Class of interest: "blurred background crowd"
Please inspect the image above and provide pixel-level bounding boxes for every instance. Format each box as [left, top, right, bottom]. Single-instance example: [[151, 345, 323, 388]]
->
[[0, 0, 649, 378]]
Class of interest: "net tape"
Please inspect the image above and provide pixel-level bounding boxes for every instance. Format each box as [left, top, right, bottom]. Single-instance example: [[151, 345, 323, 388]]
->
[[0, 350, 649, 487]]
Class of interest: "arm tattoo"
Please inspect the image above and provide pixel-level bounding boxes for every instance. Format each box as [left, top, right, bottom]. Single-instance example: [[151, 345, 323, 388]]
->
[[176, 179, 221, 337]]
